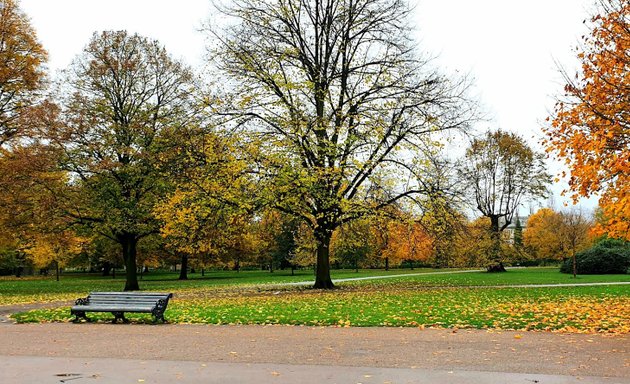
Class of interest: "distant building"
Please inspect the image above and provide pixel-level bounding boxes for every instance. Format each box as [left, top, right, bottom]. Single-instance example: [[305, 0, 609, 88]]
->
[[502, 215, 528, 245]]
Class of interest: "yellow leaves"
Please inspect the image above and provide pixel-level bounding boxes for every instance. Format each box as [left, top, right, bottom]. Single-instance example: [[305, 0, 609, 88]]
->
[[337, 319, 351, 327], [24, 230, 87, 268], [494, 296, 630, 334]]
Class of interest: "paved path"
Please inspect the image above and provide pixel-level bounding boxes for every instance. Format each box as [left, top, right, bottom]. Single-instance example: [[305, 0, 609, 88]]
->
[[277, 268, 630, 289], [281, 269, 485, 286], [0, 323, 628, 383], [3, 356, 628, 384]]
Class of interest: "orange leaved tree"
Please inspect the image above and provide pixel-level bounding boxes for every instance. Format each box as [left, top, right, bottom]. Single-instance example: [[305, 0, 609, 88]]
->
[[545, 0, 629, 240]]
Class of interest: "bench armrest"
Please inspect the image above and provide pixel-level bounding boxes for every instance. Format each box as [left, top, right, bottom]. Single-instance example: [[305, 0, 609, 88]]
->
[[75, 297, 90, 306]]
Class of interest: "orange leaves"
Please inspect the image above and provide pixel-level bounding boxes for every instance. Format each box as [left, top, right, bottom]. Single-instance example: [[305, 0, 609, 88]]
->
[[545, 0, 629, 240]]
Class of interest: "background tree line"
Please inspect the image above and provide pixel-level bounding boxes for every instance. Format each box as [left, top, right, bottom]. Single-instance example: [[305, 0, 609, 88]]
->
[[0, 0, 627, 289]]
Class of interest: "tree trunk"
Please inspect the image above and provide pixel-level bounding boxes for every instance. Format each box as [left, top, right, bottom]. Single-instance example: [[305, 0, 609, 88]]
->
[[55, 260, 60, 282], [102, 262, 111, 276], [572, 250, 577, 278], [385, 257, 389, 271], [313, 228, 334, 289], [487, 215, 506, 272], [120, 235, 140, 291], [179, 254, 188, 280]]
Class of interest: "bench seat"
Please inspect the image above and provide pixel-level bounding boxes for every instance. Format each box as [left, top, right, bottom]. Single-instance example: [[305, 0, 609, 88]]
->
[[71, 292, 173, 323]]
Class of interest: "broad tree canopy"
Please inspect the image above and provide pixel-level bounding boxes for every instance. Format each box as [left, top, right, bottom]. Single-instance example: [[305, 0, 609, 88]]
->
[[211, 0, 476, 288], [460, 130, 549, 269], [47, 31, 199, 290]]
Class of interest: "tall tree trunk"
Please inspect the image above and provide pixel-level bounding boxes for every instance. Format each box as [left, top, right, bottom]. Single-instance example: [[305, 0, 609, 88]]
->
[[179, 254, 188, 280], [385, 256, 389, 271], [313, 228, 334, 289], [486, 215, 506, 272], [120, 235, 140, 291], [55, 260, 60, 282]]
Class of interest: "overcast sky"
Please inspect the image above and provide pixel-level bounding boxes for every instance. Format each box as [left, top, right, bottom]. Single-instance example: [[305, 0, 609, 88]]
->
[[20, 0, 598, 213]]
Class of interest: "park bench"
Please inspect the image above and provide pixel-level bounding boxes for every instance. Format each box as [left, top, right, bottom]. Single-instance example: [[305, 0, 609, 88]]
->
[[71, 292, 173, 324]]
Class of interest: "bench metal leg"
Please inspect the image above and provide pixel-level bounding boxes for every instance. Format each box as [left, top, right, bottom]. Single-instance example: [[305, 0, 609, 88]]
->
[[151, 308, 168, 324], [111, 312, 129, 324], [71, 311, 90, 323]]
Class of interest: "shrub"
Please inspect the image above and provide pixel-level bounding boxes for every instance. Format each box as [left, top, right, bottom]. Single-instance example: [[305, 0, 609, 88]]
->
[[561, 238, 630, 274]]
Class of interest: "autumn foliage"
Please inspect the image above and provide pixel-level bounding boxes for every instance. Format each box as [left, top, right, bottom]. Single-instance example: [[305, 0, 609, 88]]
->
[[523, 208, 593, 262], [546, 0, 630, 240], [0, 0, 47, 146]]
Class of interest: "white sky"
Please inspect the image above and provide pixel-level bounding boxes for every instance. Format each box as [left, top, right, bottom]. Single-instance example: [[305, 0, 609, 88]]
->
[[20, 0, 599, 213]]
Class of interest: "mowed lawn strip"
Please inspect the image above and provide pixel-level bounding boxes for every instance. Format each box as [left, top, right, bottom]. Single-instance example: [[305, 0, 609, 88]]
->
[[0, 268, 438, 305], [11, 283, 630, 334], [2, 267, 629, 306]]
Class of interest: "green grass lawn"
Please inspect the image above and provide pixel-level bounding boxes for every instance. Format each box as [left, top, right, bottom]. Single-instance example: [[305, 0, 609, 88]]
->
[[3, 267, 629, 334], [0, 267, 441, 305], [2, 267, 628, 306]]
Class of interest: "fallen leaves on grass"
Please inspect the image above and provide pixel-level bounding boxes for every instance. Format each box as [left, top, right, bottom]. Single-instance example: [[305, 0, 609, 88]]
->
[[13, 285, 629, 335]]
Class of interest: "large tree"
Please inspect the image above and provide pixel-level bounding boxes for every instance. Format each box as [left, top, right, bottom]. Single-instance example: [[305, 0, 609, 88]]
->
[[0, 0, 47, 147], [545, 0, 629, 240], [211, 0, 475, 288], [460, 130, 549, 271], [48, 31, 198, 290]]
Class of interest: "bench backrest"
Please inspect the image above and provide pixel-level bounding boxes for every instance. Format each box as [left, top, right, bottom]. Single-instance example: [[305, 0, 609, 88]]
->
[[87, 292, 173, 306]]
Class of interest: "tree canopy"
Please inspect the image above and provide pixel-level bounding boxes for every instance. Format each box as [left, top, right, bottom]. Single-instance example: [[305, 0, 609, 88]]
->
[[0, 0, 47, 147], [46, 31, 199, 290], [545, 0, 629, 240], [211, 0, 476, 288], [460, 130, 549, 270]]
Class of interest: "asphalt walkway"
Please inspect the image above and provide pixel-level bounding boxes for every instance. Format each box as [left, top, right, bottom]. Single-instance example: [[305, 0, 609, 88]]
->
[[0, 323, 628, 383]]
